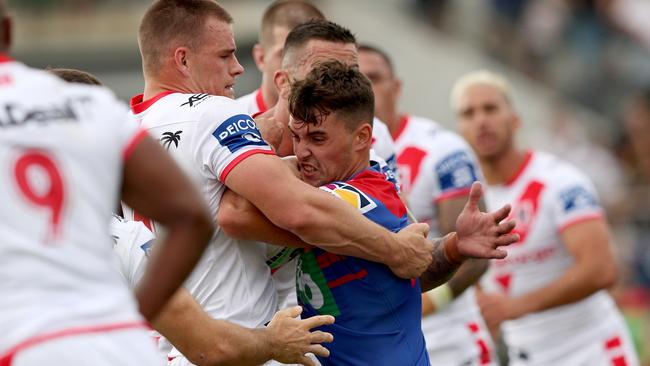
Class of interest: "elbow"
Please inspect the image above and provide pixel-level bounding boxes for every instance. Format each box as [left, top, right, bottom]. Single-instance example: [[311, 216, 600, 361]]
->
[[598, 260, 619, 289], [189, 343, 242, 366], [217, 204, 247, 240]]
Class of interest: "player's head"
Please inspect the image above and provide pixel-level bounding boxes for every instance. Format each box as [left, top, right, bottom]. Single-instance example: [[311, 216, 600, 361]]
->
[[358, 44, 402, 126], [452, 70, 520, 161], [0, 0, 11, 52], [288, 60, 374, 187], [253, 1, 324, 88], [48, 68, 103, 86], [138, 0, 243, 98], [279, 20, 357, 88]]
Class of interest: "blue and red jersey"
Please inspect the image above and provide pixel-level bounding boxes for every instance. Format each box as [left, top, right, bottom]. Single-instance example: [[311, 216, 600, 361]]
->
[[296, 166, 429, 366]]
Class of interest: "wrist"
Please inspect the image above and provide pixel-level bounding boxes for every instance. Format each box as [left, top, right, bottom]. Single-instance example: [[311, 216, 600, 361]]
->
[[424, 283, 453, 313], [443, 232, 465, 265], [258, 326, 279, 361]]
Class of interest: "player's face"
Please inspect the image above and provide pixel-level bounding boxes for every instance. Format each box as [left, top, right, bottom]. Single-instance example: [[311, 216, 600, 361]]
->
[[456, 84, 519, 160], [293, 40, 358, 81], [189, 17, 244, 98], [289, 112, 357, 187], [358, 50, 399, 122]]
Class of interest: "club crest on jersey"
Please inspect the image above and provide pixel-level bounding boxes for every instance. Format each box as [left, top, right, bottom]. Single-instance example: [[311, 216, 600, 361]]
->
[[212, 114, 267, 153], [560, 186, 599, 213], [320, 183, 377, 214], [435, 151, 477, 191], [180, 93, 210, 107], [139, 240, 155, 258]]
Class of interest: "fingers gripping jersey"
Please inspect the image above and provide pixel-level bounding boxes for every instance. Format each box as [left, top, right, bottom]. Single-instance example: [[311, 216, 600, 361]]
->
[[126, 92, 277, 333], [0, 57, 150, 360], [297, 167, 429, 366], [481, 151, 638, 364], [393, 115, 495, 365]]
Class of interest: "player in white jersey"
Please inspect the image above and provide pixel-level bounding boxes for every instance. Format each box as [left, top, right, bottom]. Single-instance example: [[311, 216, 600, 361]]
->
[[359, 44, 496, 366], [110, 215, 335, 366], [453, 70, 639, 366], [0, 3, 215, 363], [132, 2, 434, 363]]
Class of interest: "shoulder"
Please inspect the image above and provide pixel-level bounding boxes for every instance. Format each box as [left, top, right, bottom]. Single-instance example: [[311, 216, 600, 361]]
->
[[535, 151, 593, 189]]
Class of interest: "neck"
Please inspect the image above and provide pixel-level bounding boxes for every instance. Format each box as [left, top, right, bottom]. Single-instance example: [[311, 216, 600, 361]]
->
[[479, 147, 528, 185], [143, 74, 193, 100], [342, 153, 371, 182], [260, 78, 278, 109], [381, 108, 402, 137]]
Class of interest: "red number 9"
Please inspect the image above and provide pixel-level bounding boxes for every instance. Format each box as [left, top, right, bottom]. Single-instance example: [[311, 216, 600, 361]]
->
[[14, 151, 65, 241]]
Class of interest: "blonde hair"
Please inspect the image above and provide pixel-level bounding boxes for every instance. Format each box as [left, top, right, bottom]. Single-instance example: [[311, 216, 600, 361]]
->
[[450, 70, 513, 111]]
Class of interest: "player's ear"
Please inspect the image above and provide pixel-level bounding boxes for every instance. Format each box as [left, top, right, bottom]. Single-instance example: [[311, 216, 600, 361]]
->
[[2, 16, 11, 50], [354, 123, 373, 151], [274, 69, 290, 99], [394, 78, 403, 100], [173, 47, 191, 77], [252, 43, 265, 72]]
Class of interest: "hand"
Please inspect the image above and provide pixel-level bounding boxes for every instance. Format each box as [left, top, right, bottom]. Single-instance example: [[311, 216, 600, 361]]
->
[[389, 223, 433, 279], [281, 156, 301, 179], [454, 182, 518, 261], [255, 113, 284, 151], [475, 288, 524, 339], [266, 306, 334, 366]]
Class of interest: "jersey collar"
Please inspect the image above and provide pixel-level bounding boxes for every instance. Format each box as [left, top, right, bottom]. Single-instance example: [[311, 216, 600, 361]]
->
[[0, 53, 14, 64], [130, 91, 176, 114], [392, 114, 410, 141], [505, 150, 534, 186]]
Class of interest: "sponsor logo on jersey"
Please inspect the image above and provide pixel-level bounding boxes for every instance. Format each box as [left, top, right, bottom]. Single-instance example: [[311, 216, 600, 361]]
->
[[139, 239, 154, 257], [160, 130, 182, 150], [0, 97, 91, 128], [180, 93, 210, 107], [435, 151, 477, 192], [560, 186, 599, 213], [212, 114, 267, 153], [296, 250, 340, 316], [320, 182, 377, 214]]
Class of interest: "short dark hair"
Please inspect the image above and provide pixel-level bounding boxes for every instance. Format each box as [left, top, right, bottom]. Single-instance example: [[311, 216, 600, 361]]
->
[[48, 68, 103, 86], [282, 20, 356, 60], [289, 60, 374, 131], [138, 0, 233, 75], [358, 43, 395, 75], [260, 0, 324, 48]]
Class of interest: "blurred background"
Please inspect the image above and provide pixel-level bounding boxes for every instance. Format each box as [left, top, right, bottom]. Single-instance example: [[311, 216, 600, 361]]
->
[[8, 0, 650, 362]]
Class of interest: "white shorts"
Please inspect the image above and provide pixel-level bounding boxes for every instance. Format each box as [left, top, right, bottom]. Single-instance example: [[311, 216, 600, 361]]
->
[[3, 323, 164, 366], [425, 320, 497, 366], [507, 329, 639, 366]]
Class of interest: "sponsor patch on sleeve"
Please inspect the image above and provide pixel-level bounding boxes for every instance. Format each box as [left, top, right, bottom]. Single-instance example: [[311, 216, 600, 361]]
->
[[559, 185, 599, 213], [212, 114, 268, 153], [435, 151, 478, 192]]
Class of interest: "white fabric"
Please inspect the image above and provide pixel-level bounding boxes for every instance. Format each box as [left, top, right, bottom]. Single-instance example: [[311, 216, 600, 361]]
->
[[0, 58, 151, 359], [482, 151, 638, 365], [235, 89, 263, 116]]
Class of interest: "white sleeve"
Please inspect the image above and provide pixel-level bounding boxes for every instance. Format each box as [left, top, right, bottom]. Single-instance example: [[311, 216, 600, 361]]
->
[[430, 136, 480, 203], [101, 91, 147, 162], [194, 103, 275, 183], [549, 167, 604, 232], [111, 218, 156, 289], [371, 118, 401, 188]]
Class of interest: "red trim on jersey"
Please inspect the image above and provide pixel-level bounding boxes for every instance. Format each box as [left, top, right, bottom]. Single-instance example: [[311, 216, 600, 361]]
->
[[219, 149, 275, 183], [317, 252, 344, 269], [347, 169, 406, 218], [392, 114, 410, 141], [0, 54, 14, 63], [558, 212, 604, 233], [129, 91, 176, 114], [255, 88, 268, 114], [122, 129, 149, 161], [0, 321, 148, 366], [327, 269, 368, 289], [467, 322, 480, 333], [434, 187, 472, 203], [505, 150, 533, 186], [605, 336, 622, 350]]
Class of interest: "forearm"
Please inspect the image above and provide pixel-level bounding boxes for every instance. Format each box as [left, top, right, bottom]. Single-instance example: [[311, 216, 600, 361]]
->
[[218, 190, 308, 248], [447, 259, 488, 297], [420, 233, 463, 292], [152, 290, 274, 366]]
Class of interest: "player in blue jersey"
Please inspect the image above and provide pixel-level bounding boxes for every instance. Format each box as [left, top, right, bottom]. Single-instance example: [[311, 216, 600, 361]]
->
[[219, 60, 518, 364]]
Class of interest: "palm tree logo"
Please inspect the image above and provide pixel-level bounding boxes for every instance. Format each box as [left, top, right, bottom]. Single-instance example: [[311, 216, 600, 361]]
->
[[160, 130, 183, 150]]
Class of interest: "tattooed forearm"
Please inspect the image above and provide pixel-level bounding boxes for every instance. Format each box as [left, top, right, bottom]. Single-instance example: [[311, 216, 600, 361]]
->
[[419, 237, 462, 292], [447, 259, 489, 297]]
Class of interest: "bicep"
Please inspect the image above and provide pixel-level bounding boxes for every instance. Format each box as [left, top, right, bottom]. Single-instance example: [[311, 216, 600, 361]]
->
[[560, 218, 613, 263]]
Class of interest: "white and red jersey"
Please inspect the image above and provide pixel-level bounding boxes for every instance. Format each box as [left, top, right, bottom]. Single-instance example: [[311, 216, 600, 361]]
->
[[236, 88, 267, 118], [371, 118, 400, 189], [482, 150, 637, 365], [0, 56, 152, 360], [393, 115, 495, 365], [110, 215, 155, 290], [126, 92, 277, 333]]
